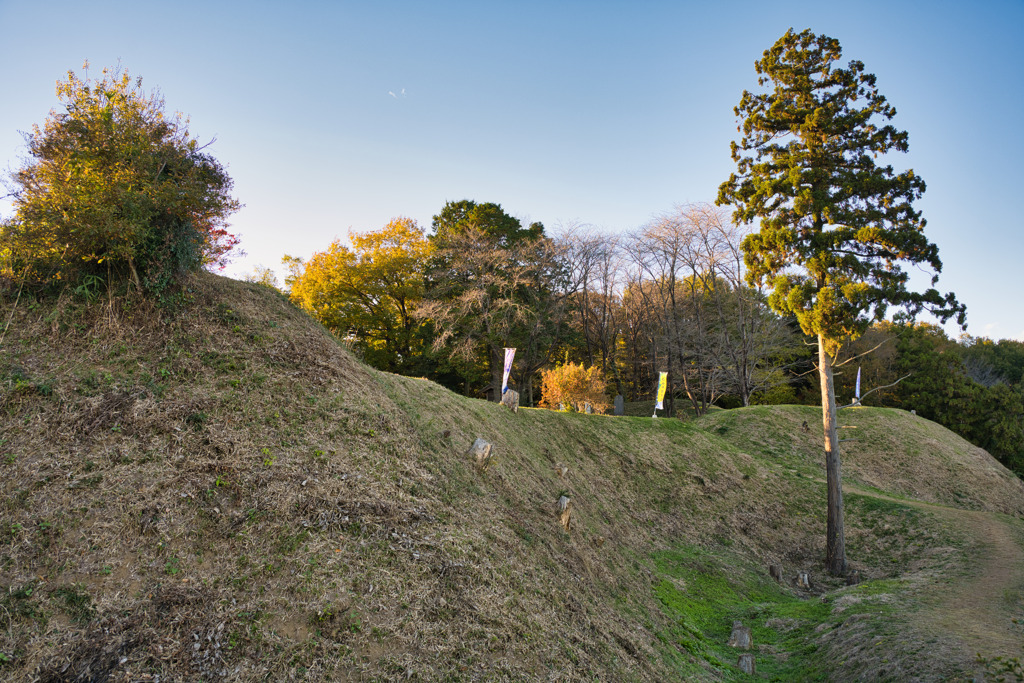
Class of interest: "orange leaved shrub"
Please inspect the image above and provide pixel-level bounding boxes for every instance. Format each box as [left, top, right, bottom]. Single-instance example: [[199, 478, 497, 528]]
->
[[538, 362, 610, 413]]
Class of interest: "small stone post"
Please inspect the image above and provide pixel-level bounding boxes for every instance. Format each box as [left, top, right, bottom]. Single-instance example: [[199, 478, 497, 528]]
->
[[727, 621, 752, 649], [466, 438, 492, 468], [500, 389, 519, 413], [558, 495, 572, 531]]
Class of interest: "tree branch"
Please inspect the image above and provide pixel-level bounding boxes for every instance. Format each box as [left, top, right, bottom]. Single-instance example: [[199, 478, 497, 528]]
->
[[833, 335, 893, 369], [838, 373, 910, 409], [0, 273, 26, 349]]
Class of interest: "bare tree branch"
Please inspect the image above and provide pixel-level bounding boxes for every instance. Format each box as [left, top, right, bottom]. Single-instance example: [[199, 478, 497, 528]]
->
[[838, 373, 911, 409]]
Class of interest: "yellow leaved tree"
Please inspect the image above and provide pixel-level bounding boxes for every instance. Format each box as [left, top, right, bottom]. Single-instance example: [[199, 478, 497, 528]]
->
[[538, 362, 610, 413], [288, 217, 431, 374]]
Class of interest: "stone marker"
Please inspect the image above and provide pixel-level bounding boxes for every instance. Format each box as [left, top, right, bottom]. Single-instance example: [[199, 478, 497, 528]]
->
[[614, 395, 624, 416], [738, 653, 756, 675], [727, 621, 752, 650], [466, 438, 492, 466], [558, 495, 572, 531], [584, 402, 592, 414], [500, 389, 519, 413], [796, 571, 811, 589]]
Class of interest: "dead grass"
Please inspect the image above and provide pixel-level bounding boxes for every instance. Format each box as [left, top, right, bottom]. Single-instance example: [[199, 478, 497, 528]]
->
[[0, 272, 1020, 681]]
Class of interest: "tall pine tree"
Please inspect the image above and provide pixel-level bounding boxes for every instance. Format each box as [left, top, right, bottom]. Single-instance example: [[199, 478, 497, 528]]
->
[[718, 29, 964, 575]]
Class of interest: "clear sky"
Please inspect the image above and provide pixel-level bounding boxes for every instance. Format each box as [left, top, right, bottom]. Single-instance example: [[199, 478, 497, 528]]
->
[[2, 0, 1022, 340]]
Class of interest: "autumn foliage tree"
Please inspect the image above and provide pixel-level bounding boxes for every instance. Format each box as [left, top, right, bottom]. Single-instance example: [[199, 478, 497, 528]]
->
[[538, 362, 610, 413], [1, 64, 241, 295], [718, 29, 964, 575], [289, 217, 431, 374]]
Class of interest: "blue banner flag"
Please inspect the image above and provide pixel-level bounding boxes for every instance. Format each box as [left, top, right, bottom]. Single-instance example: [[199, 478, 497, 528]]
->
[[502, 348, 516, 394]]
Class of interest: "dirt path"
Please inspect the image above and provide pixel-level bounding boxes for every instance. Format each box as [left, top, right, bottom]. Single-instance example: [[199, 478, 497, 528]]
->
[[847, 484, 1024, 660], [919, 506, 1024, 659]]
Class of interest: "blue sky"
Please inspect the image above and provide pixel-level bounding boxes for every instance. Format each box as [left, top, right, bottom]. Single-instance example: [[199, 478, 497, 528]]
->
[[2, 0, 1022, 340]]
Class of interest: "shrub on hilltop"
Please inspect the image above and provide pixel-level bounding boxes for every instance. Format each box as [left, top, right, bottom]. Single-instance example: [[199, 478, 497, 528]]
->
[[1, 63, 240, 297]]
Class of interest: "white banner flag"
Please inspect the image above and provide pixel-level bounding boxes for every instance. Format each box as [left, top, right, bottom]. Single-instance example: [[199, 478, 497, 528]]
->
[[855, 366, 861, 400], [502, 348, 516, 394]]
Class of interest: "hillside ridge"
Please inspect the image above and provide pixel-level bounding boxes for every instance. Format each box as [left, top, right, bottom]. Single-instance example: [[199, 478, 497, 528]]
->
[[1, 272, 1021, 681]]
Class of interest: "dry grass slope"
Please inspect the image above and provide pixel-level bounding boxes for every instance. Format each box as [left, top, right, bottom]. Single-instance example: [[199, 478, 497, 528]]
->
[[1, 272, 1021, 681]]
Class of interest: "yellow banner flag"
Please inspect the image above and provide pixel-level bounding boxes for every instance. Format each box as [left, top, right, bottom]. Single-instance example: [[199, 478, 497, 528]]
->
[[655, 372, 668, 410]]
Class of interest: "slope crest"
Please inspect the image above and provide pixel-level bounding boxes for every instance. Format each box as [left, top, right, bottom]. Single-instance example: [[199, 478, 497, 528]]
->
[[697, 405, 1024, 516]]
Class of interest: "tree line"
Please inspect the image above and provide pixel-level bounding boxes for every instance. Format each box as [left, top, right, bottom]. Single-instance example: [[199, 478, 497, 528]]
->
[[261, 202, 1023, 479], [271, 200, 801, 413]]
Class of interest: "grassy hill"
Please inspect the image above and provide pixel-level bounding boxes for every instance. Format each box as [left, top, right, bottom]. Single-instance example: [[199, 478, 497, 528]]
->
[[1, 273, 1022, 681]]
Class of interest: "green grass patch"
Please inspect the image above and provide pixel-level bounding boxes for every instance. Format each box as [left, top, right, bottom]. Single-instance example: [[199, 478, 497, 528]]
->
[[650, 543, 897, 681], [843, 493, 962, 577]]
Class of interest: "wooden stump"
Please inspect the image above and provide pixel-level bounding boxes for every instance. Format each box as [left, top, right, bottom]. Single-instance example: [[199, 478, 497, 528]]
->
[[737, 653, 756, 675], [845, 570, 862, 586], [500, 389, 519, 413], [558, 495, 572, 531], [727, 621, 752, 650], [769, 564, 783, 583], [466, 438, 492, 467], [796, 571, 811, 589]]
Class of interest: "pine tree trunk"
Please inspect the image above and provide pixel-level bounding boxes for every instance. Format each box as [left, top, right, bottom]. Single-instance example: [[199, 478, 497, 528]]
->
[[818, 334, 847, 576]]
